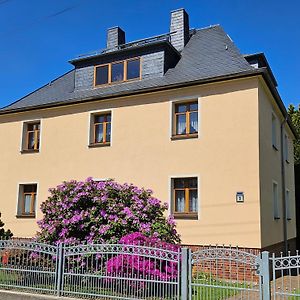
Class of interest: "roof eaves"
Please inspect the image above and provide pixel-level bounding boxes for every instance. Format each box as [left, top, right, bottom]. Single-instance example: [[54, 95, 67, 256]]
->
[[0, 69, 261, 115], [69, 40, 180, 65], [0, 70, 75, 111]]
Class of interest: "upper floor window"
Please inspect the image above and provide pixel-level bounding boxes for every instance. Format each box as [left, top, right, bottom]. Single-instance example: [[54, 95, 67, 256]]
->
[[22, 121, 40, 152], [17, 184, 37, 218], [89, 112, 111, 146], [173, 101, 198, 138], [95, 58, 141, 86], [286, 189, 291, 221], [272, 114, 278, 150], [284, 134, 289, 162], [273, 181, 280, 219], [172, 177, 198, 219]]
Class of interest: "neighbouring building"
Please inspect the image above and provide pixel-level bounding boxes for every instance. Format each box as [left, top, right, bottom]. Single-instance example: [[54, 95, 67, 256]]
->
[[0, 9, 297, 252]]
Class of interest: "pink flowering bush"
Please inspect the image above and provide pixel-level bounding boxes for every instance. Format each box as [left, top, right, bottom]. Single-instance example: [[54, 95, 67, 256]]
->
[[106, 232, 180, 296], [107, 232, 179, 279], [36, 178, 180, 245]]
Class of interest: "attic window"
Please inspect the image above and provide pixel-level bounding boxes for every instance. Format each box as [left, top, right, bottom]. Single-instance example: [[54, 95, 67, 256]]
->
[[94, 57, 141, 86]]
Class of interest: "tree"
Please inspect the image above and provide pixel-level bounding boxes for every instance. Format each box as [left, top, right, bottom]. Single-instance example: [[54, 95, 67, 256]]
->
[[0, 213, 13, 239], [288, 104, 300, 165], [36, 178, 180, 245]]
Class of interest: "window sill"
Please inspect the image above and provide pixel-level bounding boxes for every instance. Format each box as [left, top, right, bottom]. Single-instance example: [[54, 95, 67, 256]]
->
[[171, 134, 198, 141], [20, 149, 39, 154], [174, 213, 198, 220], [94, 77, 141, 88], [88, 143, 110, 148], [272, 144, 278, 151], [16, 214, 36, 219]]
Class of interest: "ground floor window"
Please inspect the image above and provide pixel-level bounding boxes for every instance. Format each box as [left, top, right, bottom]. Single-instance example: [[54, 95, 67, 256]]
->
[[172, 177, 198, 219], [17, 184, 37, 218]]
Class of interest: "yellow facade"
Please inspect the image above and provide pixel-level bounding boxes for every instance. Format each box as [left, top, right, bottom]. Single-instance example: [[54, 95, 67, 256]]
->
[[0, 76, 296, 249]]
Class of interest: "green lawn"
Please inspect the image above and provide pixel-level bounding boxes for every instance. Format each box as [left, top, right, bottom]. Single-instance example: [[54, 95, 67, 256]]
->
[[191, 273, 258, 300]]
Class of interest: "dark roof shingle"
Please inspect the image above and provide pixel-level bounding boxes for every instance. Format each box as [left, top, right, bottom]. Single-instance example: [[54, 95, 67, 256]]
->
[[1, 25, 255, 112]]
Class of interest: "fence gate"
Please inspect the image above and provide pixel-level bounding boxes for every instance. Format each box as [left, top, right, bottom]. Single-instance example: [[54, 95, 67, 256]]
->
[[60, 243, 181, 299], [271, 252, 300, 299], [0, 240, 58, 295], [189, 247, 264, 300]]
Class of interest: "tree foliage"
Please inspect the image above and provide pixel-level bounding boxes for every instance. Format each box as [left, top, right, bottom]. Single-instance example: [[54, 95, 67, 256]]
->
[[36, 178, 180, 245], [288, 104, 300, 165], [0, 214, 13, 239]]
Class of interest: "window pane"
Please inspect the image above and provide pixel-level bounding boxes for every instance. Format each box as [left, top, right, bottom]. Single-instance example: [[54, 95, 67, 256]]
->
[[190, 103, 198, 111], [24, 185, 37, 193], [272, 115, 277, 147], [286, 190, 291, 220], [190, 112, 198, 133], [95, 124, 104, 143], [111, 62, 124, 82], [33, 124, 40, 130], [176, 104, 187, 113], [174, 178, 185, 189], [127, 59, 140, 80], [28, 132, 35, 149], [175, 190, 185, 212], [36, 131, 40, 149], [95, 115, 105, 123], [106, 123, 111, 142], [188, 178, 198, 188], [189, 190, 198, 212], [106, 114, 111, 122], [27, 124, 34, 131], [24, 194, 31, 214], [95, 65, 109, 85], [273, 183, 279, 219], [176, 114, 186, 135]]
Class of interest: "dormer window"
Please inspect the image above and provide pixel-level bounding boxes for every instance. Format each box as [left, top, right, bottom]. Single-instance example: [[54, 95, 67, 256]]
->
[[94, 57, 141, 86]]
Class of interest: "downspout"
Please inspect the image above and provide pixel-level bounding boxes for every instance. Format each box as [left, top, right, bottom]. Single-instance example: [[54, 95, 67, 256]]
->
[[281, 117, 288, 254]]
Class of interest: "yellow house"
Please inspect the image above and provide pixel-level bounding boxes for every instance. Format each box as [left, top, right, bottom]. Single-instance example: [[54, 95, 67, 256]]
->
[[0, 9, 296, 252]]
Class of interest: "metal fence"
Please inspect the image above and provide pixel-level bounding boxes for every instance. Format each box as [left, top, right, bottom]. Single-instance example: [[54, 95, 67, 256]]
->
[[271, 251, 300, 299], [189, 246, 262, 300], [60, 243, 181, 299], [2, 240, 300, 299], [0, 240, 182, 299], [0, 240, 58, 295]]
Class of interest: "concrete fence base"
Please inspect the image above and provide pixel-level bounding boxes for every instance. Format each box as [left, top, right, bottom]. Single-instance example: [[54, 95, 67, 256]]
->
[[0, 290, 76, 300]]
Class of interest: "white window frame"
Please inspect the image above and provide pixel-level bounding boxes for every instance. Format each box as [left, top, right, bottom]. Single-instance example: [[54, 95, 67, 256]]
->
[[286, 189, 291, 221], [169, 96, 201, 139], [284, 133, 289, 163], [88, 109, 113, 147], [272, 113, 278, 150], [168, 175, 200, 220], [16, 182, 39, 217], [20, 119, 42, 153], [272, 180, 280, 219]]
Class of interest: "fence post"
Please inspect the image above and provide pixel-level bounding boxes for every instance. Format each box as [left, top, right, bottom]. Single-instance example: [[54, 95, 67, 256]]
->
[[260, 251, 270, 300], [181, 247, 189, 299], [56, 243, 64, 296]]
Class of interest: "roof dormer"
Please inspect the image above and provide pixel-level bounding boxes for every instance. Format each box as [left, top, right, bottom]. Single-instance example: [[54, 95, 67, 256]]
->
[[70, 9, 191, 91]]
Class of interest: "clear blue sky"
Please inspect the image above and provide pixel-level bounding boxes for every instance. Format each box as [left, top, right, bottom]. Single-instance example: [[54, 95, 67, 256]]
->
[[0, 0, 299, 108]]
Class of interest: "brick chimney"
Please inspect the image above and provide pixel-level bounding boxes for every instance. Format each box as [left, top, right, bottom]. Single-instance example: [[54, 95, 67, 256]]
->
[[170, 8, 190, 52], [106, 27, 125, 49]]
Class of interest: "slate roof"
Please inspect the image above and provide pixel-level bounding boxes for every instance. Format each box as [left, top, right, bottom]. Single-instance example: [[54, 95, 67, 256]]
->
[[0, 25, 261, 113]]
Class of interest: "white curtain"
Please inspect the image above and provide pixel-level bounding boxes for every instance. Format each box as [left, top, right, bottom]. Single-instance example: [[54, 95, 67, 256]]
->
[[177, 115, 186, 134], [96, 125, 103, 143], [24, 194, 31, 213], [189, 190, 198, 212], [190, 112, 198, 133], [175, 191, 185, 212]]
